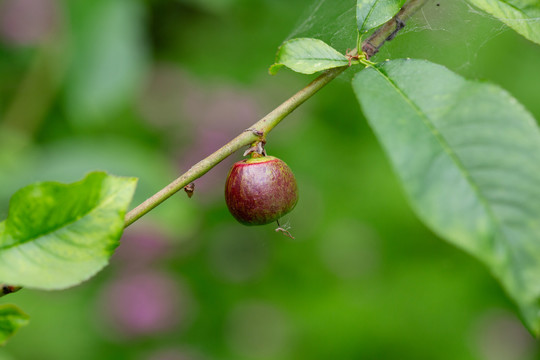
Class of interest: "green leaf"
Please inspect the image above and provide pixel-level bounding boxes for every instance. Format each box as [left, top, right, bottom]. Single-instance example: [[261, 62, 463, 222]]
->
[[353, 59, 540, 335], [0, 136, 199, 236], [357, 0, 406, 33], [0, 304, 29, 345], [64, 0, 148, 126], [0, 172, 137, 290], [269, 38, 348, 75], [465, 0, 540, 45]]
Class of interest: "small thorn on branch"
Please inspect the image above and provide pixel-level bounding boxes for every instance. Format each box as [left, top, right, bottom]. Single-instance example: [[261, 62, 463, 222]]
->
[[0, 284, 22, 297], [245, 127, 264, 137], [184, 182, 195, 198]]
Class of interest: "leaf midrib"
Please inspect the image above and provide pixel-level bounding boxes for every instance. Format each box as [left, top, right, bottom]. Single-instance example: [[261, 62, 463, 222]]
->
[[472, 0, 538, 23], [497, 0, 527, 15], [288, 59, 348, 63], [0, 186, 119, 251], [371, 64, 506, 252], [359, 0, 382, 32]]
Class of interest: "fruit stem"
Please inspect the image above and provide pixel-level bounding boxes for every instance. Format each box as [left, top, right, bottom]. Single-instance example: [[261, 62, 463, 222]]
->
[[275, 220, 295, 239], [123, 0, 429, 227], [250, 152, 264, 159]]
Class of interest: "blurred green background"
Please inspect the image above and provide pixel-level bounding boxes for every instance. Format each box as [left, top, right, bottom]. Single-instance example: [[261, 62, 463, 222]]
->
[[1, 0, 539, 359]]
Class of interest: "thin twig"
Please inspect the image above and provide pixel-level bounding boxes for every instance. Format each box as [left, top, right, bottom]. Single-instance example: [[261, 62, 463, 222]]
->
[[124, 67, 345, 226]]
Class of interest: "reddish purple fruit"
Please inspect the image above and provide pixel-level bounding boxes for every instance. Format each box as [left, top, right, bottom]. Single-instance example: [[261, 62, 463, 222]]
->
[[225, 156, 298, 225]]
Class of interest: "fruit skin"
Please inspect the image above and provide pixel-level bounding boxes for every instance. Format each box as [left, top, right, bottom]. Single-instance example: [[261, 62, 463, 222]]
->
[[225, 156, 298, 225]]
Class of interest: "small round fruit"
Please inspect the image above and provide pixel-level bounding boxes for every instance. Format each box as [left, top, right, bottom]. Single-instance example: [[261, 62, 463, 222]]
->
[[225, 156, 298, 225]]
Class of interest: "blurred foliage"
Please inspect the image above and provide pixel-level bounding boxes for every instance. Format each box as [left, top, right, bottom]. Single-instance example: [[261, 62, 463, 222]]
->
[[0, 0, 539, 359], [0, 305, 28, 346]]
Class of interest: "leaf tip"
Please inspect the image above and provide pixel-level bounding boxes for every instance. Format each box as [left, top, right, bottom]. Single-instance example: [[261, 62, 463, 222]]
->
[[268, 63, 283, 75]]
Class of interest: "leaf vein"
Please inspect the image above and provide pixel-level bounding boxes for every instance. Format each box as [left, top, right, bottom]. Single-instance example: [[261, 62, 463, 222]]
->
[[370, 64, 506, 247], [0, 184, 123, 251]]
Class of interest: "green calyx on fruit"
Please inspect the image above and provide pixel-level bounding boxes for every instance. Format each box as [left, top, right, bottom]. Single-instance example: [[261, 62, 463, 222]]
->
[[225, 156, 298, 225]]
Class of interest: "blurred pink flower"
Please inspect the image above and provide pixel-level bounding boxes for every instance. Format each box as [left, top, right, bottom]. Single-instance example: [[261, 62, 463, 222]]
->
[[470, 309, 535, 360], [184, 87, 260, 133], [138, 64, 198, 132], [0, 0, 59, 46], [98, 271, 195, 339], [138, 64, 262, 202], [179, 86, 261, 201]]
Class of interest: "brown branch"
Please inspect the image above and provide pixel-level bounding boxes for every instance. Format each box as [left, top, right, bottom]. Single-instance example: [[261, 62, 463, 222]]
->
[[362, 0, 431, 59]]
